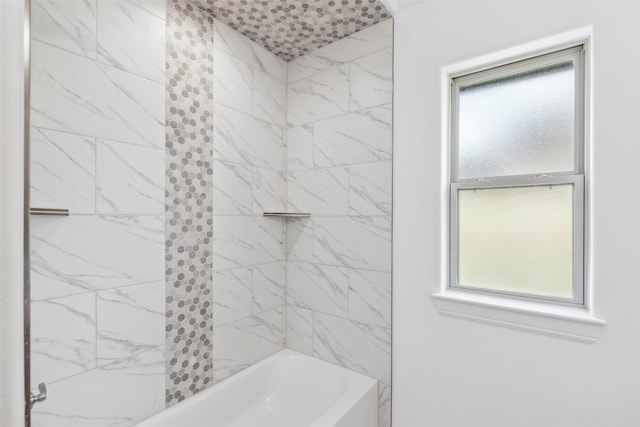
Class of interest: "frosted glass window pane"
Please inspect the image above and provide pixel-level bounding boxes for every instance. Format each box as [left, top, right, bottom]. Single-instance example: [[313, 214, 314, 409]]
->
[[457, 184, 574, 299], [457, 62, 575, 179]]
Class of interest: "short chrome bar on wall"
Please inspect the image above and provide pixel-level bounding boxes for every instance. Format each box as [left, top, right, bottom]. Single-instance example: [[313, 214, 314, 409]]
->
[[29, 207, 69, 216]]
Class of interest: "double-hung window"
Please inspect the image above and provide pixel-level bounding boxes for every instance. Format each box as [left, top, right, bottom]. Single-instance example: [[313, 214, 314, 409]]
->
[[450, 45, 586, 306]]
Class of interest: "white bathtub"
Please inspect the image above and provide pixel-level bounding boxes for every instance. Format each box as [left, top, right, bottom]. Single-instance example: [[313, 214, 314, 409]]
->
[[136, 349, 378, 427]]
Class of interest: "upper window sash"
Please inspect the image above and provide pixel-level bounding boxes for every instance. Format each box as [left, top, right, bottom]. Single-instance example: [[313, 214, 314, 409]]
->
[[450, 45, 585, 183]]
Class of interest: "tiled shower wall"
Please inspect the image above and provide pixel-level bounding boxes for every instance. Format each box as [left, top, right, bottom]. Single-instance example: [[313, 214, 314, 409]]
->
[[164, 0, 214, 405], [29, 0, 166, 424], [284, 20, 393, 427], [210, 19, 288, 384]]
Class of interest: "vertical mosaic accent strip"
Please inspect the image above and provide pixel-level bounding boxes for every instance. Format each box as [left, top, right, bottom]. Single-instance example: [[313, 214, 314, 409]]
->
[[165, 0, 214, 405]]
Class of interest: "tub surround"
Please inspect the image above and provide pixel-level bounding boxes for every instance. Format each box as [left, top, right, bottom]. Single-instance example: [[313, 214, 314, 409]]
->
[[27, 1, 392, 425], [211, 19, 288, 385], [165, 0, 214, 405], [285, 19, 393, 427], [29, 0, 167, 425]]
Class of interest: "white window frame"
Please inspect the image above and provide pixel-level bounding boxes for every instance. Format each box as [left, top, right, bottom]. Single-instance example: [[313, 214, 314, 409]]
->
[[449, 45, 586, 307], [433, 29, 605, 343]]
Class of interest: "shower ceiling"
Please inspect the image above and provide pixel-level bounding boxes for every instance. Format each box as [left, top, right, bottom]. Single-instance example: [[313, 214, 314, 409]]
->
[[200, 0, 391, 61]]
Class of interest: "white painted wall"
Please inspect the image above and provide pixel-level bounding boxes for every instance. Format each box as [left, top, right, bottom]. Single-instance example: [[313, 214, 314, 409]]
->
[[0, 1, 26, 426], [392, 1, 640, 426]]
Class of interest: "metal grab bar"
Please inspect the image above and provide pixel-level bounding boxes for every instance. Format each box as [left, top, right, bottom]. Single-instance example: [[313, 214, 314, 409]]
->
[[29, 207, 69, 216]]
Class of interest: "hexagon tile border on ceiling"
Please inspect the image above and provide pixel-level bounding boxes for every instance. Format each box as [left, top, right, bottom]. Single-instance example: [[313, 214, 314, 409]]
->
[[200, 0, 391, 61]]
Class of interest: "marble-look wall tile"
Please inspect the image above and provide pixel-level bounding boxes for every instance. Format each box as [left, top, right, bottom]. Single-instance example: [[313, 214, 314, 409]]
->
[[287, 65, 349, 126], [288, 167, 349, 216], [313, 216, 392, 271], [349, 269, 392, 327], [253, 70, 287, 127], [213, 105, 284, 170], [287, 20, 393, 83], [212, 307, 284, 383], [286, 125, 314, 172], [31, 348, 165, 427], [96, 0, 166, 83], [253, 262, 286, 313], [213, 47, 253, 115], [350, 48, 393, 112], [212, 216, 284, 271], [97, 281, 165, 366], [286, 305, 313, 355], [314, 104, 392, 167], [32, 0, 97, 59], [96, 139, 164, 214], [253, 168, 286, 215], [286, 218, 314, 262], [213, 268, 253, 326], [31, 40, 164, 149], [313, 313, 391, 385], [378, 382, 392, 427], [31, 293, 96, 388], [287, 262, 349, 317], [212, 160, 253, 216], [349, 161, 392, 216], [30, 127, 96, 214], [213, 20, 286, 83], [31, 215, 164, 301]]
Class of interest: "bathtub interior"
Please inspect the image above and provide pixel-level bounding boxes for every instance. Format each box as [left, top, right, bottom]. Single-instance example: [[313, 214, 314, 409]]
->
[[136, 349, 378, 427]]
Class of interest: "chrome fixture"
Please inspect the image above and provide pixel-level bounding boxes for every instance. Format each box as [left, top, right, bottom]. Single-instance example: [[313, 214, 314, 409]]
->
[[263, 212, 311, 218], [29, 383, 46, 408], [29, 207, 69, 216]]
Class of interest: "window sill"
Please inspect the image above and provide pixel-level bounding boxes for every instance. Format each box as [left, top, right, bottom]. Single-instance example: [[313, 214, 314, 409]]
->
[[431, 290, 605, 343]]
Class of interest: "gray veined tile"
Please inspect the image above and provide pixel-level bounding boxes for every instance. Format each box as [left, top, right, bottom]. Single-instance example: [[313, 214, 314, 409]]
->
[[286, 218, 314, 262], [30, 215, 164, 300], [96, 139, 164, 215], [287, 19, 393, 83], [30, 293, 96, 388], [213, 267, 253, 326], [31, 348, 165, 427], [32, 0, 97, 59], [96, 0, 166, 83], [313, 312, 391, 384], [349, 269, 392, 327], [253, 69, 287, 127], [287, 262, 349, 317], [286, 305, 313, 355], [378, 382, 392, 427], [31, 40, 164, 149], [350, 47, 393, 112], [96, 281, 165, 366], [349, 161, 392, 216], [315, 104, 392, 167], [212, 216, 284, 271], [213, 307, 284, 384], [253, 168, 286, 215], [287, 65, 350, 126], [213, 104, 284, 170], [30, 127, 96, 214], [287, 167, 349, 216], [286, 125, 314, 172], [214, 47, 253, 115], [253, 262, 286, 313], [313, 216, 392, 271], [213, 19, 286, 83], [212, 160, 253, 216]]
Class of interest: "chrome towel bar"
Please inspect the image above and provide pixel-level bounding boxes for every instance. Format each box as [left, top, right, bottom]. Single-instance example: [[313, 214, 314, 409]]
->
[[29, 207, 69, 216]]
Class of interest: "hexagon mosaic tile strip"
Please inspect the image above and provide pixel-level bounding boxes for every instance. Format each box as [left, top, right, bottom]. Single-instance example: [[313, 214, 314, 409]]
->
[[165, 0, 215, 405], [199, 0, 391, 61]]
